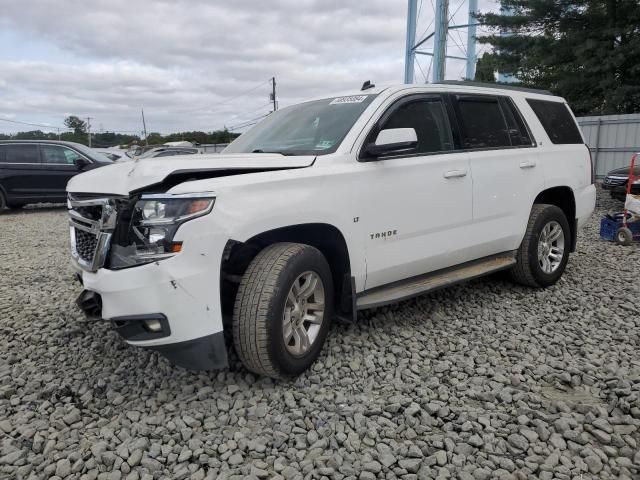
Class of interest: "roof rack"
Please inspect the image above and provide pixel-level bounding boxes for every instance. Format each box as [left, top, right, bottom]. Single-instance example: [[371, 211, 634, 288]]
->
[[434, 80, 554, 96]]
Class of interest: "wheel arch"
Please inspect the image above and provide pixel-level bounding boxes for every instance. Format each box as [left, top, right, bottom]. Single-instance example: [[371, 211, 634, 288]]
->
[[533, 186, 577, 251], [220, 223, 354, 320]]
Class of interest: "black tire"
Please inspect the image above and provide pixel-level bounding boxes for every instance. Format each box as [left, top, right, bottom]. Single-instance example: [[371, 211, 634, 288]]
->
[[615, 227, 633, 246], [508, 204, 571, 288], [0, 191, 6, 214], [232, 242, 333, 378]]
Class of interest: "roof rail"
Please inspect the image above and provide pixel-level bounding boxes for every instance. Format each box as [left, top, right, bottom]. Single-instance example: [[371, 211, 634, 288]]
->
[[434, 80, 554, 96]]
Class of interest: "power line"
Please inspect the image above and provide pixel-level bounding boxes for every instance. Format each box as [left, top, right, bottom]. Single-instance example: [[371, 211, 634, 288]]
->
[[0, 117, 72, 130], [180, 79, 271, 115]]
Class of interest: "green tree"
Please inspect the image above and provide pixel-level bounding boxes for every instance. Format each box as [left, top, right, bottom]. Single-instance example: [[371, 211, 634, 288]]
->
[[474, 53, 497, 83], [477, 0, 640, 115], [64, 116, 87, 135]]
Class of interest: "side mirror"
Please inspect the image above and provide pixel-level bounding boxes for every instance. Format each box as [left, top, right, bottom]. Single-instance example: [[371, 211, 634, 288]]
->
[[364, 128, 418, 158], [75, 158, 90, 170]]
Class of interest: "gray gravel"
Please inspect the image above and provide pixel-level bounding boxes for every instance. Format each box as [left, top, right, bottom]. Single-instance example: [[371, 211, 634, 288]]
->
[[1, 190, 639, 480]]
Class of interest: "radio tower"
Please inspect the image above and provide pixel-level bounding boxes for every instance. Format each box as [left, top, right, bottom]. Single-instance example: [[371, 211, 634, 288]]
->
[[404, 0, 480, 83]]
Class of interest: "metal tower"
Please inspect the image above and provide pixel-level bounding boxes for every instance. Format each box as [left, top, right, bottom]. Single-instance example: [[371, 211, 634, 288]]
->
[[404, 0, 480, 83]]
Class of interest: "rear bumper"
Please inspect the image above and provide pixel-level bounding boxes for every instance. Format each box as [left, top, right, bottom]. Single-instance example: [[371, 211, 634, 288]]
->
[[75, 223, 229, 370], [576, 184, 597, 230]]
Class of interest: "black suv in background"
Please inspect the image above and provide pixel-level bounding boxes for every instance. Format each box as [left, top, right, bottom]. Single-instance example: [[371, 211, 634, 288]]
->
[[0, 140, 112, 212]]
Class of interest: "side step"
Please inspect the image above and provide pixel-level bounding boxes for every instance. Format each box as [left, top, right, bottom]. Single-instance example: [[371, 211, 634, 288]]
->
[[356, 252, 516, 310]]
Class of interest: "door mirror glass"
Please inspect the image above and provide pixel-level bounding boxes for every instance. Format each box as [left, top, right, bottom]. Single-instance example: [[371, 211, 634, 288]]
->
[[365, 128, 418, 157]]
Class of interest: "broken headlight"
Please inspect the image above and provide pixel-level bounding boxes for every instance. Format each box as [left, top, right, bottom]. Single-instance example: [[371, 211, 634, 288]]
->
[[110, 192, 215, 269]]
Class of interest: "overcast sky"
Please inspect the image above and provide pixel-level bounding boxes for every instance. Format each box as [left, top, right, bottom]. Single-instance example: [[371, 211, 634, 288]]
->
[[0, 0, 498, 136]]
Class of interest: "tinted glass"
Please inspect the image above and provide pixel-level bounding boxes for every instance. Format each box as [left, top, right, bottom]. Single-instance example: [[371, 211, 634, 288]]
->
[[225, 94, 378, 156], [41, 145, 81, 165], [526, 99, 583, 144], [501, 98, 533, 146], [0, 145, 6, 163], [455, 96, 511, 149], [3, 144, 39, 163], [382, 98, 453, 154]]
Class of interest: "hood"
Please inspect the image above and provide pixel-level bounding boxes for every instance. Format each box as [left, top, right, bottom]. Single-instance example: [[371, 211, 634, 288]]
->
[[607, 165, 640, 177], [67, 153, 315, 196]]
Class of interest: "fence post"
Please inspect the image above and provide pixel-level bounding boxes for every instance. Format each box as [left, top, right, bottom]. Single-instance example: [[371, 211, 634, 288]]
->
[[593, 118, 602, 178]]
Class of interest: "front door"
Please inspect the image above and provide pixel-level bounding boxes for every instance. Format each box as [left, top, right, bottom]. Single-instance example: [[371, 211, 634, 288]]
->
[[358, 94, 473, 290], [38, 144, 84, 199]]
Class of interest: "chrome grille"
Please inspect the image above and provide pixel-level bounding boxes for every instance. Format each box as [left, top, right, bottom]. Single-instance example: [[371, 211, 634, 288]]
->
[[603, 176, 627, 187], [68, 195, 118, 272]]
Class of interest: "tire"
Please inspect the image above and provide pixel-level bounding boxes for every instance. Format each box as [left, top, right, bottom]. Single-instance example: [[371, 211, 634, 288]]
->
[[508, 204, 571, 288], [232, 242, 334, 378], [615, 227, 633, 246], [0, 191, 6, 214]]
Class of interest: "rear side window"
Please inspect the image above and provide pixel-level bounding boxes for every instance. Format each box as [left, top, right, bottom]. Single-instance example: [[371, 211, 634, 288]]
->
[[0, 146, 6, 163], [453, 95, 511, 149], [3, 144, 39, 163], [526, 99, 583, 144], [382, 97, 454, 154]]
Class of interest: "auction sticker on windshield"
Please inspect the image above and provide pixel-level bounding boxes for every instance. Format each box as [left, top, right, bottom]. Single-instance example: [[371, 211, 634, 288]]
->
[[329, 95, 368, 105]]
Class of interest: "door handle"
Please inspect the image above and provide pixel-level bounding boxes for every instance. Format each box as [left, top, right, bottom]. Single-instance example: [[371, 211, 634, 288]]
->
[[443, 169, 467, 179], [519, 161, 536, 169]]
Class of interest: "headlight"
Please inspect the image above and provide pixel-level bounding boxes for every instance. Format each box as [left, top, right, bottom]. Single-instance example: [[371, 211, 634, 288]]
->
[[110, 192, 215, 269]]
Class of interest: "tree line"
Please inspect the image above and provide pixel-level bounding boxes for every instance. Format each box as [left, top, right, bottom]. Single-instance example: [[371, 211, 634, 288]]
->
[[0, 116, 239, 147], [474, 0, 640, 116]]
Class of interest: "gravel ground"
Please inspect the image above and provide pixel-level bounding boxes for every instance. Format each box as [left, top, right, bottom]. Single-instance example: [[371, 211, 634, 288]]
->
[[0, 191, 639, 480]]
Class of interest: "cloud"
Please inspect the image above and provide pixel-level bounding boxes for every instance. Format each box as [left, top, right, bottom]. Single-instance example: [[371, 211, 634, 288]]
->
[[0, 0, 499, 134]]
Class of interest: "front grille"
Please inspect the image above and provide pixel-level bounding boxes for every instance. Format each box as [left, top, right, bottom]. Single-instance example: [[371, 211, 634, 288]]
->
[[603, 176, 627, 187], [75, 228, 98, 263], [68, 195, 120, 271]]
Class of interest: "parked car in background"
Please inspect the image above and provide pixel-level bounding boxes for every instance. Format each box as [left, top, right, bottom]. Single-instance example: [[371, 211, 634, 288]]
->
[[93, 149, 126, 162], [68, 82, 595, 378], [0, 140, 112, 212], [136, 146, 200, 158], [602, 164, 640, 201]]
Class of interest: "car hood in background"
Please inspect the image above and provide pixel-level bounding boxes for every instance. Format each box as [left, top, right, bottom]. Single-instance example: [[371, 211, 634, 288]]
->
[[66, 153, 316, 196], [606, 165, 640, 177]]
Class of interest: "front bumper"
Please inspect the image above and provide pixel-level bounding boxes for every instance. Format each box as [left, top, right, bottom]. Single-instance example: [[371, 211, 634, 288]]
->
[[74, 221, 229, 370]]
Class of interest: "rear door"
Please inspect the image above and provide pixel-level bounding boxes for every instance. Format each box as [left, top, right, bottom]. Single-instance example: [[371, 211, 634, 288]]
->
[[39, 144, 85, 198], [0, 144, 44, 201], [450, 94, 544, 257]]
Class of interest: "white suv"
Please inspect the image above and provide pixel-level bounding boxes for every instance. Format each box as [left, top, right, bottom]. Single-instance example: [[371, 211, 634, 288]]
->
[[67, 82, 596, 378]]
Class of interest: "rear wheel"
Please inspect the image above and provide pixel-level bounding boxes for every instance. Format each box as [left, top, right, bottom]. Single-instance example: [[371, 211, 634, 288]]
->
[[509, 204, 571, 288], [232, 242, 333, 378], [615, 227, 633, 246], [0, 191, 6, 214]]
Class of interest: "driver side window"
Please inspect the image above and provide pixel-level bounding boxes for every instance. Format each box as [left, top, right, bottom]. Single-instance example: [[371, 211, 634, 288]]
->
[[382, 98, 454, 155]]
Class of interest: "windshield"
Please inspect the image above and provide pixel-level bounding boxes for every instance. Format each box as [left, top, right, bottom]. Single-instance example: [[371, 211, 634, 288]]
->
[[224, 94, 378, 156], [74, 143, 113, 163]]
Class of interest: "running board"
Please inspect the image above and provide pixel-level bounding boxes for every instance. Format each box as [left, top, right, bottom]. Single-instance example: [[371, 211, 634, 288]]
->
[[356, 252, 516, 310]]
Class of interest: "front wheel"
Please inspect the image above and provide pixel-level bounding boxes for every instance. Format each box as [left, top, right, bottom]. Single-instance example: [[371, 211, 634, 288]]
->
[[509, 204, 571, 288], [232, 243, 333, 378]]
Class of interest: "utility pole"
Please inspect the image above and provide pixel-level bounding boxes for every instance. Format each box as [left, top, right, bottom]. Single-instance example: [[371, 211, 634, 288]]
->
[[86, 117, 93, 147], [270, 77, 277, 112], [141, 108, 149, 146]]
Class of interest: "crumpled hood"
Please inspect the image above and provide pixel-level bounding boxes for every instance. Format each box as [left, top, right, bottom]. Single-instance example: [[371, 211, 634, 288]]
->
[[66, 153, 315, 196]]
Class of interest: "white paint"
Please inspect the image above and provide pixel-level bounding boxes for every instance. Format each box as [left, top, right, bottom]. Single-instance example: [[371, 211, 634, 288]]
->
[[68, 83, 596, 351]]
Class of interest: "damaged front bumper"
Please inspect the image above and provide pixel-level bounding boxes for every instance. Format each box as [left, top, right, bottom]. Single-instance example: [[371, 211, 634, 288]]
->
[[74, 223, 229, 371]]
